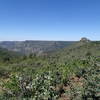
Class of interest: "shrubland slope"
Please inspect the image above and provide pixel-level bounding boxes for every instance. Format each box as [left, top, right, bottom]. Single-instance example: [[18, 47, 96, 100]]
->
[[0, 40, 99, 100]]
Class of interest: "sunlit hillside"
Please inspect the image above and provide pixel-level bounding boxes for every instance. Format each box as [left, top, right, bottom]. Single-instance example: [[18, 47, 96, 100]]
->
[[0, 39, 100, 100]]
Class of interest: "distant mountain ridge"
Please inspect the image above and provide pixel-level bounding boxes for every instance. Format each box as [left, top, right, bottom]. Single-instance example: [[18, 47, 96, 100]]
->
[[0, 41, 75, 55]]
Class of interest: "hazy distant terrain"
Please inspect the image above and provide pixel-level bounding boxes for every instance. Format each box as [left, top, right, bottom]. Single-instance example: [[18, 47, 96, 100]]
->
[[0, 41, 75, 55]]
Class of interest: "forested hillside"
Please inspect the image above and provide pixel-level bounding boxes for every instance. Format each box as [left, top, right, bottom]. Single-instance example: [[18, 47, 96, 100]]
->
[[0, 40, 100, 100], [0, 47, 21, 63]]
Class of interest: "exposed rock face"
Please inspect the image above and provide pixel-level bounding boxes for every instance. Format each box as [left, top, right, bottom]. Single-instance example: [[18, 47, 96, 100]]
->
[[80, 37, 90, 42]]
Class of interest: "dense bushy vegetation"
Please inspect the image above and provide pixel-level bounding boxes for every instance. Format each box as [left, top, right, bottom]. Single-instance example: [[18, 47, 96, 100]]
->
[[0, 41, 100, 100]]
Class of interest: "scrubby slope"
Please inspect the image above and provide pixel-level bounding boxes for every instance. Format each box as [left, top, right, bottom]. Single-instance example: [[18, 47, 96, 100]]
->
[[0, 40, 100, 100], [51, 41, 100, 64]]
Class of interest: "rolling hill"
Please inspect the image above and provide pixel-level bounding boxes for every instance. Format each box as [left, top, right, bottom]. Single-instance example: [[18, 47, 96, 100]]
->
[[50, 39, 100, 64]]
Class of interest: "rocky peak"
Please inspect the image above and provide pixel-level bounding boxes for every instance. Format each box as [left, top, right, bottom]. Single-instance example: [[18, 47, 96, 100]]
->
[[80, 37, 90, 42]]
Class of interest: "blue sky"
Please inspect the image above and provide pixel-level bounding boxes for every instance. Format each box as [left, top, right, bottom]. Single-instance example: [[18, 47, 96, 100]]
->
[[0, 0, 100, 41]]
